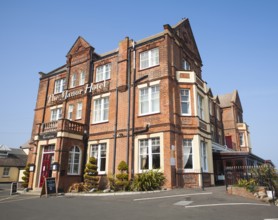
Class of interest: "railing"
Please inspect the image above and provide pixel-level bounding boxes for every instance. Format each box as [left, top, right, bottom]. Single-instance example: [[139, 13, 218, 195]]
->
[[40, 119, 85, 135]]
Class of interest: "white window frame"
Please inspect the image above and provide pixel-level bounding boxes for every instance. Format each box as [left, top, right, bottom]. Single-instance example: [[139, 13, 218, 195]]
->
[[76, 102, 82, 120], [96, 63, 111, 82], [180, 89, 191, 115], [139, 137, 160, 172], [79, 71, 85, 86], [200, 141, 208, 172], [139, 85, 160, 116], [70, 73, 77, 88], [68, 104, 74, 120], [90, 143, 107, 175], [93, 97, 109, 123], [197, 94, 205, 120], [182, 59, 190, 70], [50, 108, 62, 121], [183, 139, 193, 171], [54, 78, 66, 94], [140, 48, 159, 70], [239, 132, 245, 146], [3, 167, 10, 177], [67, 146, 81, 175]]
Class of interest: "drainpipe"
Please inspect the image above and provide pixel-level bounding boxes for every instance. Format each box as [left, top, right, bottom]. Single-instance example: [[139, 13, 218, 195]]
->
[[126, 43, 131, 166], [81, 50, 94, 181], [113, 54, 120, 175], [131, 41, 136, 178]]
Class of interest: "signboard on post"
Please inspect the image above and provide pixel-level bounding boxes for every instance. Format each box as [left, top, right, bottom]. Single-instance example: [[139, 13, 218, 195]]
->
[[40, 177, 57, 198], [10, 182, 17, 195]]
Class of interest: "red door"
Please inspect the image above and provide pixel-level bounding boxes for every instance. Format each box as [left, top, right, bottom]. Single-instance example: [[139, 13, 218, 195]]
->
[[225, 136, 233, 149], [39, 153, 54, 187]]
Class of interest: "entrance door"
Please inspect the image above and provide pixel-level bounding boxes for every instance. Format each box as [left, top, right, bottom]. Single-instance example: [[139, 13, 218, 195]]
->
[[39, 146, 55, 187]]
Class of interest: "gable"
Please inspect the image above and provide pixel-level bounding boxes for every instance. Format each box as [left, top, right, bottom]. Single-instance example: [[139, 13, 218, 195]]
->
[[67, 36, 93, 57], [172, 19, 202, 65], [233, 90, 243, 112]]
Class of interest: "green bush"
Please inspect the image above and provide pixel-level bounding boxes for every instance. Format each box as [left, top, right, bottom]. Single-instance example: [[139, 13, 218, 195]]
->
[[237, 178, 257, 192], [132, 170, 166, 191], [21, 164, 31, 188], [251, 165, 278, 190], [108, 161, 130, 191], [83, 157, 99, 191]]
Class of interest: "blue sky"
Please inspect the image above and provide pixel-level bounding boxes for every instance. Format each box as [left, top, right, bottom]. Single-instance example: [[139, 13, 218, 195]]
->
[[0, 0, 277, 166]]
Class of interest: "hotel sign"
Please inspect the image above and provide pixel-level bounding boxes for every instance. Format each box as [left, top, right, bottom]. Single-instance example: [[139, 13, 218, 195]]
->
[[48, 81, 110, 104]]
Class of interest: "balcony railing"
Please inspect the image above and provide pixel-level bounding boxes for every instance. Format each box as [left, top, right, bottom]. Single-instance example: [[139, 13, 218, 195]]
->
[[39, 119, 85, 135]]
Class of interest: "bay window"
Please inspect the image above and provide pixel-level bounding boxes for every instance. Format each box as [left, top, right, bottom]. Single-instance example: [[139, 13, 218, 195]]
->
[[180, 89, 190, 115], [197, 94, 205, 120], [183, 139, 193, 170], [200, 141, 208, 172]]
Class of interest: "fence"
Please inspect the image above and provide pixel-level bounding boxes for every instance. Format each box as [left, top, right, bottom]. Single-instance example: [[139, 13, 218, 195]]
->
[[224, 165, 276, 194]]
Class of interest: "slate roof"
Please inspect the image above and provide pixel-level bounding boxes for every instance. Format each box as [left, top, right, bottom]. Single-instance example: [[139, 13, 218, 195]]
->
[[0, 148, 27, 167], [218, 90, 237, 108]]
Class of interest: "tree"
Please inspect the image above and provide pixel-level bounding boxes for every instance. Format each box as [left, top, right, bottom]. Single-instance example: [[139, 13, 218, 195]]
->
[[115, 161, 129, 191], [83, 157, 99, 191], [21, 163, 31, 188]]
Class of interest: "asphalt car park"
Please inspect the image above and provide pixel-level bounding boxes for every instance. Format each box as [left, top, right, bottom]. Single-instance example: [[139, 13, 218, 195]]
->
[[0, 184, 277, 220]]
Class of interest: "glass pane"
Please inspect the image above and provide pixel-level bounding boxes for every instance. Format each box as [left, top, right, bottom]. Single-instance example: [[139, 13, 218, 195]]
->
[[184, 155, 193, 169], [152, 154, 160, 169], [182, 103, 189, 114], [140, 155, 149, 170], [100, 158, 106, 171], [73, 164, 79, 174]]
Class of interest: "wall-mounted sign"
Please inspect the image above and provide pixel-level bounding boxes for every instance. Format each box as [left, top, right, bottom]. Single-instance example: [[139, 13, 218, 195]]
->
[[48, 81, 110, 104], [39, 132, 57, 140]]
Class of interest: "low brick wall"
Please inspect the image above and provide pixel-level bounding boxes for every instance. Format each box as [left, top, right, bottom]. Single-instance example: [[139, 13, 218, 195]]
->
[[227, 186, 259, 200]]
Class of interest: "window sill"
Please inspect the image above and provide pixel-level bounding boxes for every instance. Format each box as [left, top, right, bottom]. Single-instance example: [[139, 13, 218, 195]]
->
[[139, 64, 160, 72], [67, 173, 81, 176], [138, 112, 160, 117], [92, 120, 109, 125]]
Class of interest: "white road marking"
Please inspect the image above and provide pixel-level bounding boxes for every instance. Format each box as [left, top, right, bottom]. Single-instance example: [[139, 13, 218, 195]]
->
[[185, 203, 271, 208], [0, 196, 38, 204], [264, 219, 278, 220], [174, 201, 193, 206], [133, 192, 212, 201], [0, 195, 19, 202]]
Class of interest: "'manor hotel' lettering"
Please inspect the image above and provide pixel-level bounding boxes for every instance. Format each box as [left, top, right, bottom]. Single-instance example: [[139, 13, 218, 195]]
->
[[48, 81, 110, 104]]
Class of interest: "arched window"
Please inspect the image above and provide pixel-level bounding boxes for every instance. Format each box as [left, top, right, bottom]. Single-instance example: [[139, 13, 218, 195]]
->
[[67, 146, 81, 175]]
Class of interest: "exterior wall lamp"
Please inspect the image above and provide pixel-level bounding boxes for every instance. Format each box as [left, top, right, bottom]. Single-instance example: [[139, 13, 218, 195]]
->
[[29, 164, 36, 172], [51, 162, 59, 171]]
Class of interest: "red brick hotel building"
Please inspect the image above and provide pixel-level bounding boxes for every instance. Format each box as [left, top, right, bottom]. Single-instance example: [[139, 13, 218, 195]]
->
[[27, 19, 258, 191]]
